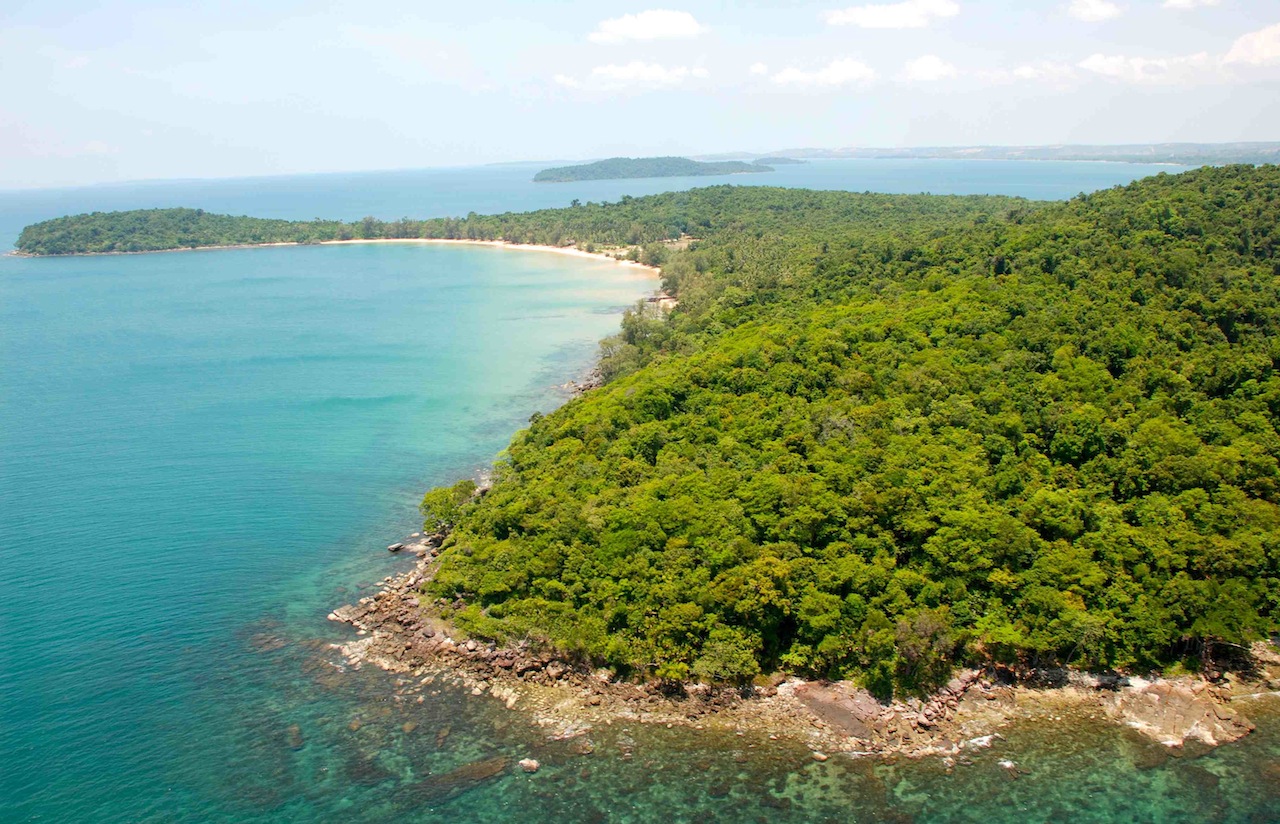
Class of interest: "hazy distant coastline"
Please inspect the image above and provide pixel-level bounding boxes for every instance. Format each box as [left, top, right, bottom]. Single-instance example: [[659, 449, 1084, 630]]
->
[[695, 141, 1280, 167]]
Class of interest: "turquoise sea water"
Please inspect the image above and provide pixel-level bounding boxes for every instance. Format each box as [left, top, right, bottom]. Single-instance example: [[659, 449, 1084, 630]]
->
[[2, 160, 1277, 822], [0, 158, 1187, 233]]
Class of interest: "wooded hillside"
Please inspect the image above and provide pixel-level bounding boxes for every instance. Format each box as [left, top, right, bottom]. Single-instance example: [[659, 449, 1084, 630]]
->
[[424, 167, 1280, 695]]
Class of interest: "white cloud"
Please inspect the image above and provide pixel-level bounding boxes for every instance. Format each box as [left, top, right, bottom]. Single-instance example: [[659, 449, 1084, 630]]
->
[[772, 58, 877, 88], [1162, 0, 1220, 8], [556, 61, 709, 90], [1223, 23, 1280, 66], [974, 61, 1078, 86], [1067, 0, 1122, 22], [900, 54, 957, 81], [588, 10, 704, 44], [1078, 51, 1212, 83], [1012, 61, 1077, 83], [978, 24, 1280, 89], [749, 62, 769, 76], [1070, 24, 1280, 86], [824, 0, 959, 29]]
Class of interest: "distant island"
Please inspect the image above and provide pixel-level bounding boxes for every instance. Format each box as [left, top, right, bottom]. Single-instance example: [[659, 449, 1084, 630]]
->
[[753, 157, 805, 165], [533, 156, 772, 183]]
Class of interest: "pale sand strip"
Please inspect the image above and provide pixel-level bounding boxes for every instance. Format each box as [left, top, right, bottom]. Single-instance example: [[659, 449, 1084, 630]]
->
[[11, 238, 666, 285], [320, 237, 662, 280]]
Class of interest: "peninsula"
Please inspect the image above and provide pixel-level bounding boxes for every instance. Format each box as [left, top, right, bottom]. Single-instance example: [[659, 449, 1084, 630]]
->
[[532, 156, 771, 183], [18, 169, 1280, 744], [345, 164, 1280, 755]]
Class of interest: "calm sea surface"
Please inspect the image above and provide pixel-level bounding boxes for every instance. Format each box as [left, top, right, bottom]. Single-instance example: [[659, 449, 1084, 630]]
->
[[2, 160, 1276, 822]]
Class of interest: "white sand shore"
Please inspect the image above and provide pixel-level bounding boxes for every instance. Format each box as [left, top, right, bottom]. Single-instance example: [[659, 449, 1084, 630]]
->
[[319, 237, 662, 279], [10, 238, 666, 286]]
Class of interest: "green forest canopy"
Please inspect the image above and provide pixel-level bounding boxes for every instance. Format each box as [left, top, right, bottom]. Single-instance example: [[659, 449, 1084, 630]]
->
[[17, 167, 1280, 697], [426, 167, 1280, 695], [15, 187, 999, 255]]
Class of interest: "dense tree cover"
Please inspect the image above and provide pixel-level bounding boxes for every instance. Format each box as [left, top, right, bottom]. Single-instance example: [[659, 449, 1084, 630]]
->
[[16, 188, 1018, 256], [533, 157, 771, 183], [423, 166, 1280, 695], [15, 208, 350, 255]]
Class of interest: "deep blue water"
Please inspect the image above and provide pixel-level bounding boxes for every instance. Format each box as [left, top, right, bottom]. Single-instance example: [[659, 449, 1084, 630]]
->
[[1, 160, 1277, 823]]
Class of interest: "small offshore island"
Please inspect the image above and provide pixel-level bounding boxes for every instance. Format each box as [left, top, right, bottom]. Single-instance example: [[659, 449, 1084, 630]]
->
[[532, 156, 772, 183], [18, 166, 1280, 761]]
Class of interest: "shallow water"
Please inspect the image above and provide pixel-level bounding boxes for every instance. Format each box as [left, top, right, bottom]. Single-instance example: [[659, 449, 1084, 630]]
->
[[1, 161, 1276, 822], [0, 240, 656, 822]]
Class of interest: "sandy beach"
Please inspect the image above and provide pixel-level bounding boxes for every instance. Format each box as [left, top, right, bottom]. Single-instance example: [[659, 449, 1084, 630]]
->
[[10, 237, 666, 279], [324, 237, 657, 268]]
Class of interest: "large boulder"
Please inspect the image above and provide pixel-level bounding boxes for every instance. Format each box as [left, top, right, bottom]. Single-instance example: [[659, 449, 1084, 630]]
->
[[792, 682, 887, 739], [1104, 679, 1255, 748]]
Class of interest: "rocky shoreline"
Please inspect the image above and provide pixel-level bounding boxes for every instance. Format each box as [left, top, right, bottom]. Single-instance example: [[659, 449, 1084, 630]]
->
[[331, 534, 1280, 763]]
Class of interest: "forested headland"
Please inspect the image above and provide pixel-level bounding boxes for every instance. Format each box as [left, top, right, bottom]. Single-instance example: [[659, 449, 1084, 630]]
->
[[422, 166, 1280, 696], [18, 167, 1280, 699], [16, 186, 975, 256]]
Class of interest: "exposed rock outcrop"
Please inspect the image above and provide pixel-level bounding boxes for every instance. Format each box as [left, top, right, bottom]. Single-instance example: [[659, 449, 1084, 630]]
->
[[1102, 677, 1255, 748], [329, 532, 1278, 759]]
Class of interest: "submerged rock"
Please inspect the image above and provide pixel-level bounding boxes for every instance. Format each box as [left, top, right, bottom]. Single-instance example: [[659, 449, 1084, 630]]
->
[[518, 758, 540, 773], [249, 633, 287, 653], [413, 756, 510, 802], [346, 754, 395, 786]]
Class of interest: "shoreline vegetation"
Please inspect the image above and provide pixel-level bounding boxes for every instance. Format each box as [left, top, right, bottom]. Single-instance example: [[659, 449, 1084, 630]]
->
[[12, 202, 704, 260], [19, 167, 1280, 755], [332, 537, 1278, 759], [9, 237, 665, 281]]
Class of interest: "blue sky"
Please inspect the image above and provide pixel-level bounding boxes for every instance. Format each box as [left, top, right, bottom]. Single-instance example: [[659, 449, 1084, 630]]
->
[[1, 0, 1277, 188]]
